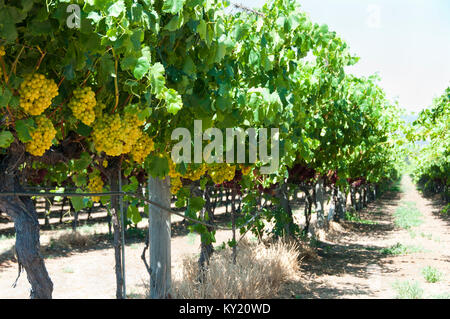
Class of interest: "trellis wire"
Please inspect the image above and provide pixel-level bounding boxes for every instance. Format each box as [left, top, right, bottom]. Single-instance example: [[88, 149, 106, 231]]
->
[[0, 190, 255, 231]]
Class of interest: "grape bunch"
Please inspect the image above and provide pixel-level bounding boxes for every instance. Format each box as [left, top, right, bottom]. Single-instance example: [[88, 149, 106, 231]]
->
[[25, 116, 57, 156], [69, 87, 97, 125], [121, 113, 144, 154], [130, 134, 155, 164], [182, 163, 208, 181], [208, 163, 236, 185], [92, 113, 144, 157], [240, 164, 253, 176], [170, 176, 183, 195], [168, 158, 181, 178], [88, 172, 104, 202], [19, 74, 58, 115], [92, 114, 124, 156]]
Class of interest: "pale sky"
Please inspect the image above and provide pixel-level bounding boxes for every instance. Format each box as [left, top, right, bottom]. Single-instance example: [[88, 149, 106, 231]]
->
[[233, 0, 450, 114]]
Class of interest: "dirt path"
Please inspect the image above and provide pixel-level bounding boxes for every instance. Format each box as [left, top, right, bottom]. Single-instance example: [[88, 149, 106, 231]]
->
[[280, 175, 450, 299]]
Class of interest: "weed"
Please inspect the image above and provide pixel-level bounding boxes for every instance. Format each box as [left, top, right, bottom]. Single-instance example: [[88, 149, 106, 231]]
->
[[394, 203, 423, 229], [392, 280, 423, 299], [345, 211, 378, 225], [214, 242, 226, 252], [420, 232, 433, 240], [408, 230, 417, 238], [421, 266, 443, 283], [63, 267, 74, 274], [380, 243, 423, 256], [0, 234, 15, 241], [441, 204, 450, 216]]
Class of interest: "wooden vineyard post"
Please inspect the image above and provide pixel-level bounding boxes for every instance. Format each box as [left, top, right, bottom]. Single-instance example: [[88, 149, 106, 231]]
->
[[148, 176, 172, 299], [315, 178, 325, 227], [119, 170, 126, 298]]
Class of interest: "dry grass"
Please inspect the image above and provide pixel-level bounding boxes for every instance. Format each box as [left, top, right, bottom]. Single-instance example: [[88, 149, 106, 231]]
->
[[47, 231, 94, 250], [172, 239, 301, 299], [295, 240, 319, 261]]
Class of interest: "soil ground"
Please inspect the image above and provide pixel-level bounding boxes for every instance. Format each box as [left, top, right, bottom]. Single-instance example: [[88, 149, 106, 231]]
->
[[0, 175, 448, 299], [280, 176, 450, 299]]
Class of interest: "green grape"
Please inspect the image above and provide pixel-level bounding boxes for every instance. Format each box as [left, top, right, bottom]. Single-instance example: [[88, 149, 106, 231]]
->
[[26, 116, 57, 156], [19, 74, 58, 116], [170, 176, 182, 195], [182, 163, 208, 181], [92, 112, 145, 157], [131, 134, 155, 163], [88, 172, 103, 202], [240, 164, 253, 176], [208, 163, 236, 184], [69, 87, 97, 125]]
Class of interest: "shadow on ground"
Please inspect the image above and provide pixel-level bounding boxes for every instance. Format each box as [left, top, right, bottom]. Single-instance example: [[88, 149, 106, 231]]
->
[[280, 189, 404, 299]]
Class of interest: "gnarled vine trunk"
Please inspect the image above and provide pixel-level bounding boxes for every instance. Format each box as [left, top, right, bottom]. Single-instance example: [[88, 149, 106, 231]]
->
[[0, 154, 53, 299], [275, 182, 296, 237], [197, 187, 215, 279], [109, 170, 124, 299]]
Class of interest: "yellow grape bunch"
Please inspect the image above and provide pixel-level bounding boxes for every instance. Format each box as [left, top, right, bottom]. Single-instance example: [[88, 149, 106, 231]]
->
[[69, 87, 97, 126], [92, 114, 125, 156], [169, 156, 213, 181], [88, 172, 104, 202], [92, 113, 144, 157], [25, 116, 57, 156], [208, 163, 236, 185], [240, 164, 253, 176], [19, 73, 58, 115], [170, 176, 183, 195], [168, 158, 181, 179], [130, 134, 155, 164], [121, 113, 144, 154], [182, 163, 208, 181]]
